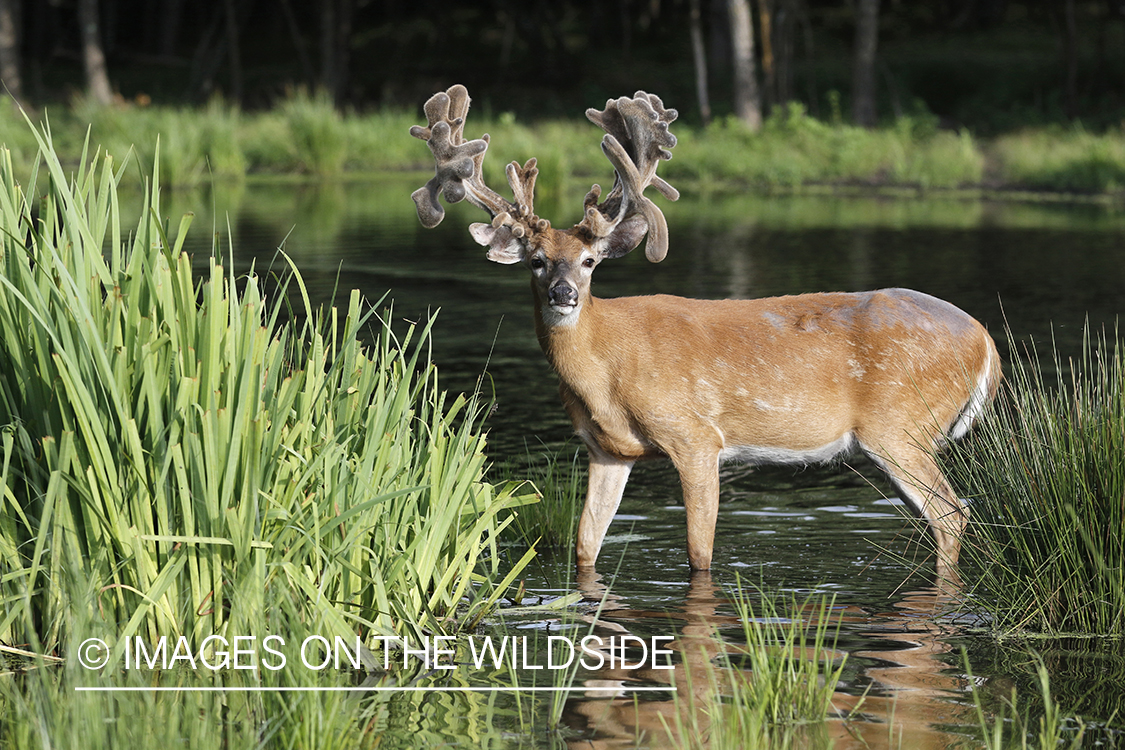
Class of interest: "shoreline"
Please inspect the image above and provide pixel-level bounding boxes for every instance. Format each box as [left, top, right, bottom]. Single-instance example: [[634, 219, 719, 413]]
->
[[2, 96, 1121, 199]]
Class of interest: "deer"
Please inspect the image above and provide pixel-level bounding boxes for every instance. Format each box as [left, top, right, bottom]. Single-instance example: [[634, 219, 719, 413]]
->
[[409, 84, 1001, 579]]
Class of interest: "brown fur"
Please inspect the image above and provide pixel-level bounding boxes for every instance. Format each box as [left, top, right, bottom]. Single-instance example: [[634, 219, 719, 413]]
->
[[522, 232, 1000, 575], [410, 85, 1000, 577]]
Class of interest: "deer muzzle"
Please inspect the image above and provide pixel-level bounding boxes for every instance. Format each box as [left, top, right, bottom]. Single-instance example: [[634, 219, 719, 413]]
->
[[548, 282, 579, 310]]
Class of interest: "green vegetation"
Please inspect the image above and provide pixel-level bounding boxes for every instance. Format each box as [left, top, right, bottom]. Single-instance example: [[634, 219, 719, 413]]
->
[[945, 326, 1125, 637], [668, 587, 845, 749], [992, 127, 1125, 193], [967, 652, 1091, 750], [720, 588, 845, 729], [671, 103, 984, 190], [664, 586, 1103, 750], [1, 658, 545, 749], [0, 117, 536, 667], [1, 92, 1122, 749], [500, 443, 586, 551], [3, 668, 376, 750], [1, 92, 1123, 194]]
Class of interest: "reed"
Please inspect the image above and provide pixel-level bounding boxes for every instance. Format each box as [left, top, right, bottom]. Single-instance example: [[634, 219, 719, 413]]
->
[[499, 443, 586, 551], [945, 325, 1125, 636], [668, 584, 845, 749], [0, 644, 540, 750], [0, 116, 536, 664], [967, 652, 1090, 750]]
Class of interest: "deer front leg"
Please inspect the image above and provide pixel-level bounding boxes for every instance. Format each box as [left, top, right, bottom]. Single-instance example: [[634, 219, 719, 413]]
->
[[576, 447, 635, 568], [674, 452, 722, 571]]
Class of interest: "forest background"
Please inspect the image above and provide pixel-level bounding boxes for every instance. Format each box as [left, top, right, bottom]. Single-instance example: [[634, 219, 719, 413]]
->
[[0, 0, 1119, 142]]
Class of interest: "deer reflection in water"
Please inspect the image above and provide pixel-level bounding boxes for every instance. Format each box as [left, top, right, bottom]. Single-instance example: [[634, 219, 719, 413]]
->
[[560, 572, 977, 749]]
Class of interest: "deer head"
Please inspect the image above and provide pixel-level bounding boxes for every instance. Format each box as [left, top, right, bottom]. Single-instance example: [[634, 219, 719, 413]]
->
[[410, 84, 679, 324]]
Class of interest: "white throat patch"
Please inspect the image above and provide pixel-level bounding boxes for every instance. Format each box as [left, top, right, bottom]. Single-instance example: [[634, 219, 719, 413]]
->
[[541, 302, 582, 328]]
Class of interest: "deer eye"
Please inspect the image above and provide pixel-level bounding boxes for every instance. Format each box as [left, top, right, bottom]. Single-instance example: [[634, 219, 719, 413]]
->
[[529, 257, 545, 270], [582, 257, 596, 269]]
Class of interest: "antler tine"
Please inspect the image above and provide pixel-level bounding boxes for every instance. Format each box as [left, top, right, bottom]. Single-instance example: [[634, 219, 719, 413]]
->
[[580, 91, 680, 262], [505, 158, 550, 232], [599, 135, 670, 263], [410, 84, 548, 235]]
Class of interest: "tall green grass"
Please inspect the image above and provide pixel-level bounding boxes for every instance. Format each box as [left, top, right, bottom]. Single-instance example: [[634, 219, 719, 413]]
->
[[0, 651, 542, 749], [67, 96, 247, 186], [669, 103, 984, 190], [993, 127, 1125, 193], [0, 118, 536, 663], [967, 652, 1092, 750], [668, 586, 845, 749], [277, 89, 348, 177], [945, 326, 1125, 636], [499, 443, 585, 551], [2, 95, 1122, 194]]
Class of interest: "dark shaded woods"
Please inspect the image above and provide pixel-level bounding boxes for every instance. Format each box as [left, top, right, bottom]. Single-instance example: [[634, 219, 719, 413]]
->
[[0, 0, 1121, 133]]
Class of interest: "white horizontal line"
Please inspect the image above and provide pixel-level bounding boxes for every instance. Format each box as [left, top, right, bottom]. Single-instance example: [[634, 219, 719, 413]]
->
[[75, 685, 676, 693]]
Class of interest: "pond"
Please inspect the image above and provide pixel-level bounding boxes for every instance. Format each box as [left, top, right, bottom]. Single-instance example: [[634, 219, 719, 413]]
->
[[167, 177, 1125, 747]]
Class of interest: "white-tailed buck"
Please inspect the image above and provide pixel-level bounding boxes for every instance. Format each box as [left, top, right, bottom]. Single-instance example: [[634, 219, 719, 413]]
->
[[410, 84, 1000, 576]]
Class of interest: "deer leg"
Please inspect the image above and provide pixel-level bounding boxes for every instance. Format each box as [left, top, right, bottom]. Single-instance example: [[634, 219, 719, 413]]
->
[[576, 448, 634, 568], [674, 452, 722, 571], [863, 441, 967, 580]]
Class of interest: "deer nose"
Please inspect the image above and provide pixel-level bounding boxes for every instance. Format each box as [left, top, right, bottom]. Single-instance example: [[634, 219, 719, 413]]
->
[[548, 283, 578, 308]]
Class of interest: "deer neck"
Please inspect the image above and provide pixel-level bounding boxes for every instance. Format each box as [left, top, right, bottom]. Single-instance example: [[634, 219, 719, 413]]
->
[[532, 284, 601, 378], [531, 286, 644, 460]]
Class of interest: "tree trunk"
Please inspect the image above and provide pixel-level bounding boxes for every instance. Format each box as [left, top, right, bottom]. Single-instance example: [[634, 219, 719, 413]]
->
[[727, 0, 761, 131], [160, 0, 184, 57], [797, 0, 819, 117], [78, 0, 113, 106], [619, 0, 633, 62], [335, 0, 353, 105], [279, 0, 314, 88], [852, 0, 879, 126], [0, 0, 21, 106], [320, 0, 352, 104], [187, 7, 225, 99], [320, 1, 335, 96], [689, 0, 711, 125], [774, 0, 797, 109], [223, 0, 242, 104], [756, 0, 774, 111], [1063, 0, 1078, 119]]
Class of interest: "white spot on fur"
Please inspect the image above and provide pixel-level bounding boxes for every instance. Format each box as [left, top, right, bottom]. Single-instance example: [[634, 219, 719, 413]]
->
[[541, 303, 582, 328], [762, 312, 786, 329]]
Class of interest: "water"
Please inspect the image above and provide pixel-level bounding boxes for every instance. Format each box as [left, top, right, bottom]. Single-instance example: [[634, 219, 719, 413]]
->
[[168, 178, 1124, 746]]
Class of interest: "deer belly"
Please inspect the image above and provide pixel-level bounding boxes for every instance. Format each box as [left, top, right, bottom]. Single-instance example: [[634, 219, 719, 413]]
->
[[709, 382, 859, 466], [719, 432, 857, 467]]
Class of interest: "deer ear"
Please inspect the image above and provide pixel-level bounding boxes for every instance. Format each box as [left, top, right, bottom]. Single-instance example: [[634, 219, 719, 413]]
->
[[470, 222, 525, 264], [597, 215, 649, 259]]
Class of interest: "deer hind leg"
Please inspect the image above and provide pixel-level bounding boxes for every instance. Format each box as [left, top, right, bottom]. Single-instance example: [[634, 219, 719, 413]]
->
[[576, 447, 635, 568], [671, 450, 722, 571], [862, 437, 967, 576]]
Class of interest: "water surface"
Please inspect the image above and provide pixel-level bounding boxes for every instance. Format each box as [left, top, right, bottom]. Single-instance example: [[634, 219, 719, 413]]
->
[[169, 179, 1124, 746]]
